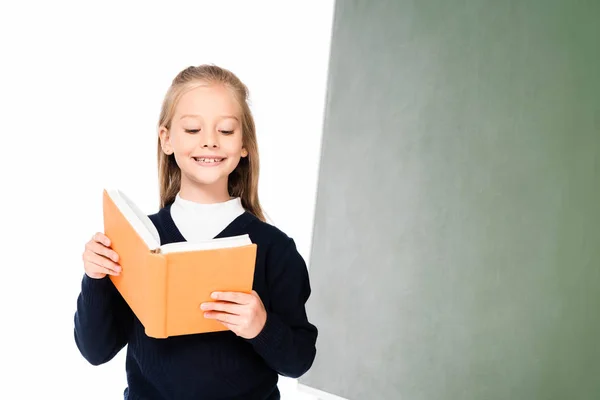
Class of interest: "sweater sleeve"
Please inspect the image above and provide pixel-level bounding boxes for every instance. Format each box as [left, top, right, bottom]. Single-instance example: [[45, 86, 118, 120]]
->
[[247, 238, 318, 378], [73, 274, 134, 365]]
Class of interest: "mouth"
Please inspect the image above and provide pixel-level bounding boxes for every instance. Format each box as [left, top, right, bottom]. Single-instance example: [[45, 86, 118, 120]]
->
[[192, 156, 226, 166]]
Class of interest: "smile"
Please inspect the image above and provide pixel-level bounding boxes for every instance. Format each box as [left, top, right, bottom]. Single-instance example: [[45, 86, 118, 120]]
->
[[192, 157, 225, 166]]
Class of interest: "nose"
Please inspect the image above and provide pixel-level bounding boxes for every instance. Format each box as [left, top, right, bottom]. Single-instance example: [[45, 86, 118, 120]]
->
[[201, 129, 219, 148]]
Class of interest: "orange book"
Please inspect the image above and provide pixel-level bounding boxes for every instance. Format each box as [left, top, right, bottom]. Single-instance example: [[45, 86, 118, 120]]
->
[[102, 189, 257, 339]]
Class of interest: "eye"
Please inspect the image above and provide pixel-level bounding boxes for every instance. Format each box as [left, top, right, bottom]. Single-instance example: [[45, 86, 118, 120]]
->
[[219, 130, 234, 135], [185, 129, 200, 134]]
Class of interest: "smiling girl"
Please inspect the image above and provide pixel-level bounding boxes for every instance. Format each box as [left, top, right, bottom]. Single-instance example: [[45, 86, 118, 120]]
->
[[74, 64, 318, 400]]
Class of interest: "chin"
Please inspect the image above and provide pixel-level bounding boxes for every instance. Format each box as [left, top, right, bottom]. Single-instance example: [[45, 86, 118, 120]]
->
[[182, 170, 226, 187], [192, 176, 226, 186]]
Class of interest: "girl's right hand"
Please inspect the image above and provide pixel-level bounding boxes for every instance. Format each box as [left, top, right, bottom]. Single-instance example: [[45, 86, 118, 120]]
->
[[82, 232, 121, 279]]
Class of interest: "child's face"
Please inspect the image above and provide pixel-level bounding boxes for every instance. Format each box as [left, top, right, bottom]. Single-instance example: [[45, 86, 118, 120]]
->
[[160, 83, 248, 196]]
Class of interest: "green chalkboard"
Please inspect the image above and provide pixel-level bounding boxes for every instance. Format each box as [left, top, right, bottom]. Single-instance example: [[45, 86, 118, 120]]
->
[[300, 0, 600, 399]]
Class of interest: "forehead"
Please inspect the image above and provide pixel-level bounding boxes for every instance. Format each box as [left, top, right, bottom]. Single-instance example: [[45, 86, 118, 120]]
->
[[175, 84, 241, 119]]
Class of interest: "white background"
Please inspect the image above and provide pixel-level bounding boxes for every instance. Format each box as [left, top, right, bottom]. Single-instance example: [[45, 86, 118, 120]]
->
[[0, 1, 334, 398]]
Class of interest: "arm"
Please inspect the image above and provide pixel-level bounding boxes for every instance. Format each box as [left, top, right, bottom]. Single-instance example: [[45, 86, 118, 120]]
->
[[247, 239, 318, 378], [73, 274, 133, 365]]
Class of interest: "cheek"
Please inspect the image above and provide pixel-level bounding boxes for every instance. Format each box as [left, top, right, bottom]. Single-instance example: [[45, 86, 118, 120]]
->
[[172, 135, 195, 155], [223, 139, 245, 158]]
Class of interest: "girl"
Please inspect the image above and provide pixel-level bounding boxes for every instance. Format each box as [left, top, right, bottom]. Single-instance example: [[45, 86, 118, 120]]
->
[[74, 65, 318, 400]]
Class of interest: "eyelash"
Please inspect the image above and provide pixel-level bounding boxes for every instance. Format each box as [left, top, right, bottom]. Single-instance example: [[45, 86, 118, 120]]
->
[[185, 129, 234, 135]]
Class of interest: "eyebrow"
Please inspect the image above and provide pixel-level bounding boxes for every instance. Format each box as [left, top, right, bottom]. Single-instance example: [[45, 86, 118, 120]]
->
[[179, 114, 239, 121]]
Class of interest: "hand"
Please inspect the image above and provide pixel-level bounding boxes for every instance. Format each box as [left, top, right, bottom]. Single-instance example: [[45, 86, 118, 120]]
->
[[82, 232, 121, 279], [201, 291, 267, 339]]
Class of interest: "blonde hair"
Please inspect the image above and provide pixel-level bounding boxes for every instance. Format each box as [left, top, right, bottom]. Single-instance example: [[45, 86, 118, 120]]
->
[[157, 64, 265, 221]]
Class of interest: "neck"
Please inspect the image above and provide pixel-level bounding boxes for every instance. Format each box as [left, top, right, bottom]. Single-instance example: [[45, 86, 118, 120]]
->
[[179, 179, 231, 204]]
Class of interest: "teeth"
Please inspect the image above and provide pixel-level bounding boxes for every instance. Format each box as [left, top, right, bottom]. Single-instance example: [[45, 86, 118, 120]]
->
[[195, 157, 223, 163]]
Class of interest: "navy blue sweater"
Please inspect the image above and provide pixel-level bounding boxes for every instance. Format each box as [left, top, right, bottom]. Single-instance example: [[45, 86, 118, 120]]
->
[[74, 204, 318, 399]]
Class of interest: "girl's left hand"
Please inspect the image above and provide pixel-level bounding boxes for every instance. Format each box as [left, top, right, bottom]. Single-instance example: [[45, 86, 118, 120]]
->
[[201, 291, 267, 339]]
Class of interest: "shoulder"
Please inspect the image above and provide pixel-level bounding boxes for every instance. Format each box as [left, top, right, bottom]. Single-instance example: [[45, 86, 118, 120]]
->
[[245, 215, 306, 273], [246, 214, 293, 250]]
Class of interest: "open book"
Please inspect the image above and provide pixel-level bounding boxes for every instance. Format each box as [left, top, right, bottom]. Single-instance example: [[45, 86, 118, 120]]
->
[[102, 189, 257, 339]]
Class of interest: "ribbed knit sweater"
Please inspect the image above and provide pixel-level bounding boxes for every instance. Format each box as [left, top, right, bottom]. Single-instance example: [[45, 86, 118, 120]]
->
[[74, 204, 318, 399]]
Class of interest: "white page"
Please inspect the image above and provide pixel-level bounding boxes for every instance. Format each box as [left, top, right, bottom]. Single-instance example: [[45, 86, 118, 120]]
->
[[160, 234, 252, 254], [107, 189, 252, 253], [108, 189, 161, 250]]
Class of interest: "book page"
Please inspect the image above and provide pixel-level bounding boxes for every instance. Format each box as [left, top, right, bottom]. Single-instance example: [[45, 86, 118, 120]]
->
[[107, 189, 161, 250], [159, 234, 252, 254]]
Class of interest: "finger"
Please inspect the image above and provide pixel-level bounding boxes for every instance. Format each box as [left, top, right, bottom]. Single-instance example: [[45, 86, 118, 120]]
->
[[88, 240, 119, 263], [85, 257, 120, 276], [90, 262, 120, 276], [93, 232, 111, 247], [204, 311, 240, 326], [200, 301, 244, 315], [211, 291, 251, 304], [220, 322, 237, 332], [85, 252, 121, 275], [86, 261, 119, 276]]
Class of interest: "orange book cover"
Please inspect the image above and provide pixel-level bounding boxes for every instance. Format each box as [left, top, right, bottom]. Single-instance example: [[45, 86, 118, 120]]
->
[[102, 189, 257, 339]]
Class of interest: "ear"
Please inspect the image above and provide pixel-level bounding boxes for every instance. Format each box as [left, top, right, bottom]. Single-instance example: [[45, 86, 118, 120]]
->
[[241, 148, 248, 158], [159, 126, 174, 155]]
